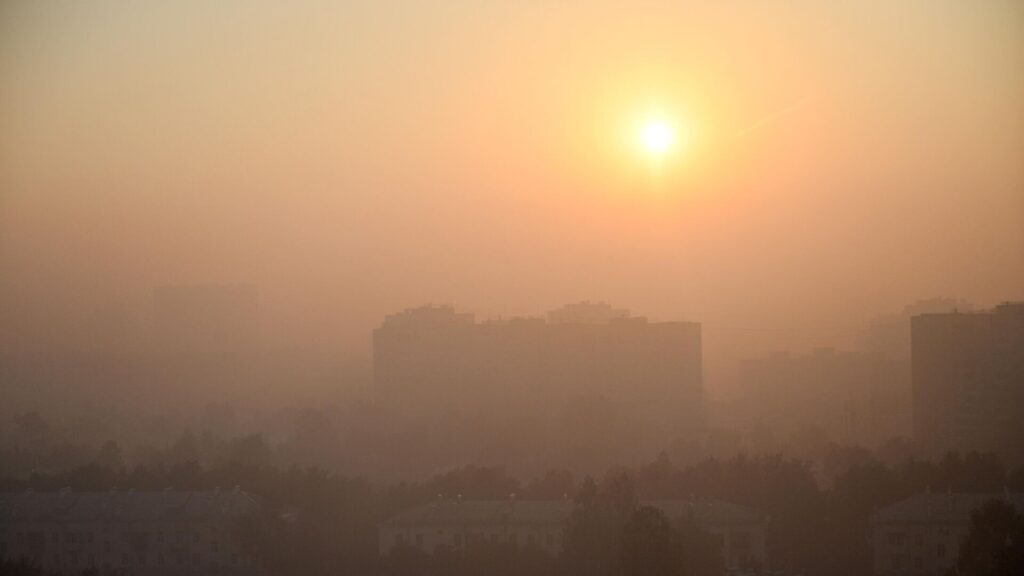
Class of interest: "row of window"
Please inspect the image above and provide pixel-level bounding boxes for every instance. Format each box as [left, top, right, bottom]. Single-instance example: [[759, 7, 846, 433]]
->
[[886, 528, 954, 547], [396, 531, 560, 548], [39, 551, 243, 568], [730, 531, 753, 550], [889, 553, 933, 571], [394, 529, 752, 551], [886, 542, 950, 573], [8, 531, 227, 550]]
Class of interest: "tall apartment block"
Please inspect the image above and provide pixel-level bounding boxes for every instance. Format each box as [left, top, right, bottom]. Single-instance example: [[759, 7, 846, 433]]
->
[[911, 302, 1024, 460]]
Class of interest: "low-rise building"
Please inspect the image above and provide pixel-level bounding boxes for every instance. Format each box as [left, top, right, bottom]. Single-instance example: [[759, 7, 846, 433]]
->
[[871, 491, 1024, 576], [379, 500, 569, 557], [0, 489, 262, 576], [379, 499, 766, 571]]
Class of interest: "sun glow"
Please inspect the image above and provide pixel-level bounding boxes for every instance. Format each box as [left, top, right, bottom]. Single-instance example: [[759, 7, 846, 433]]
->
[[640, 120, 674, 155]]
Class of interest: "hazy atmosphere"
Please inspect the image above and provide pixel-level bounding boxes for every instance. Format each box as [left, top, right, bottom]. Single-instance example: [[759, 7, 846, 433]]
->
[[1, 2, 1022, 576]]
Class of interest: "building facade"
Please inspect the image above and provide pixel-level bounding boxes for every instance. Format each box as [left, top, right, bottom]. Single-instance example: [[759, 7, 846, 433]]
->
[[373, 302, 703, 427], [0, 489, 262, 576], [379, 500, 569, 557], [736, 348, 907, 447], [379, 499, 766, 571], [911, 302, 1024, 460], [871, 492, 1024, 576]]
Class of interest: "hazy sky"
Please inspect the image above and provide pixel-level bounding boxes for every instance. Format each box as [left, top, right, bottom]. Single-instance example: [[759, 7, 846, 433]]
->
[[2, 0, 1022, 389]]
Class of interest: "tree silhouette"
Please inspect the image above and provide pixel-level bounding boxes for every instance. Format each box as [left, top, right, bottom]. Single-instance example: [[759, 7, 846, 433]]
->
[[620, 506, 678, 576], [953, 499, 1024, 576]]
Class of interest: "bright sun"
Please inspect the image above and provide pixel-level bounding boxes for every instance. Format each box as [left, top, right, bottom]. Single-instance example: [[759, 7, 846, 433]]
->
[[639, 120, 674, 155]]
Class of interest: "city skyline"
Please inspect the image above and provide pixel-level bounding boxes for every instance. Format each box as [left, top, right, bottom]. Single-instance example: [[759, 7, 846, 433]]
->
[[2, 1, 1022, 396], [1, 2, 1022, 575]]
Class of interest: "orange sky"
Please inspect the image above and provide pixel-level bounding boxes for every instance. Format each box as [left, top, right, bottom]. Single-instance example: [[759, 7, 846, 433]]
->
[[1, 0, 1022, 392]]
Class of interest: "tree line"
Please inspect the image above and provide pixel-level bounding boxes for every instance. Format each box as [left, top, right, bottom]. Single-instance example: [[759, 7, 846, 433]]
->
[[3, 445, 1024, 576]]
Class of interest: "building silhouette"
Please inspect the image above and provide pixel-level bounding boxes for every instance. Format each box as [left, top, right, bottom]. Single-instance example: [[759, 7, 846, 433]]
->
[[736, 347, 906, 447], [872, 491, 1024, 576], [911, 302, 1024, 461], [373, 302, 702, 429]]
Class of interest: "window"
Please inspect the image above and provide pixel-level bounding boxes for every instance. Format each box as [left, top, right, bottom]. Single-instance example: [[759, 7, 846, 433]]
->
[[231, 553, 239, 565], [914, 556, 923, 569], [192, 553, 201, 566], [527, 534, 536, 546], [508, 534, 518, 546], [937, 543, 946, 559], [546, 534, 555, 547], [889, 532, 906, 546], [415, 534, 423, 547], [732, 531, 752, 550], [454, 533, 463, 546], [211, 540, 219, 553]]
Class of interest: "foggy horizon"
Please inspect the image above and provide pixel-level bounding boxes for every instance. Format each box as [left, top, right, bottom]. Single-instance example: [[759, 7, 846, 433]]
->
[[1, 2, 1023, 576], [3, 2, 1022, 392]]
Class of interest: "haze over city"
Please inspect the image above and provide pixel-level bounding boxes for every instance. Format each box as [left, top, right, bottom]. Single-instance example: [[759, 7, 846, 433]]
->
[[0, 2, 1022, 576]]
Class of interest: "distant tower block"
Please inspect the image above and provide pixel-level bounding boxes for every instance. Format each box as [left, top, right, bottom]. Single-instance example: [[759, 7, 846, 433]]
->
[[372, 302, 703, 430], [911, 302, 1024, 462]]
